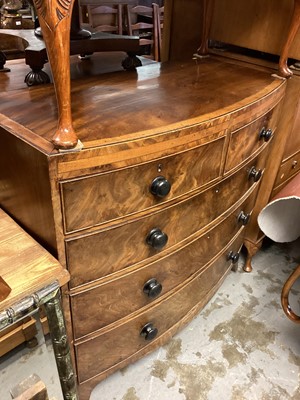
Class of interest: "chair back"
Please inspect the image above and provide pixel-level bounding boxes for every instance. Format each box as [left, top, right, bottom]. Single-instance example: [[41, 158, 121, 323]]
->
[[153, 3, 163, 61], [80, 2, 123, 35], [125, 4, 159, 61]]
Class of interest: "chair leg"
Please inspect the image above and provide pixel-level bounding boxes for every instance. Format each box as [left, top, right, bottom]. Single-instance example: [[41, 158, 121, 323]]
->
[[278, 0, 300, 78], [281, 264, 300, 323], [196, 0, 215, 57]]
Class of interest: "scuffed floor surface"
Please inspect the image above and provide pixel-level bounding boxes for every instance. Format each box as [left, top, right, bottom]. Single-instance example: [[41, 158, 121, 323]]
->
[[1, 240, 300, 400]]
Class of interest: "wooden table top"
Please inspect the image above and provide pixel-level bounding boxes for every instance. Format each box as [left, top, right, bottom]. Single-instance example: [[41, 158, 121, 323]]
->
[[0, 53, 285, 155], [0, 209, 69, 310]]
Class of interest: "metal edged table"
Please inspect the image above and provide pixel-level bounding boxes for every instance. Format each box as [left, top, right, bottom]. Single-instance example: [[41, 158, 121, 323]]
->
[[0, 208, 78, 400]]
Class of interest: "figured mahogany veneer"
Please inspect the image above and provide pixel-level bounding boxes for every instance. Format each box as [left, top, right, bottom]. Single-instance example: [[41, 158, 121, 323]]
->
[[66, 153, 266, 288], [75, 232, 244, 385], [225, 104, 280, 173], [0, 55, 286, 399], [71, 190, 258, 339], [61, 137, 225, 233]]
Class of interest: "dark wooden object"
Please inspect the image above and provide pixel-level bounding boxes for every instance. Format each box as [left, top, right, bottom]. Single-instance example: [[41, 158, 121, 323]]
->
[[80, 3, 123, 34], [0, 54, 286, 398], [202, 0, 300, 271], [196, 0, 214, 57], [278, 0, 300, 77], [281, 264, 300, 323], [2, 0, 297, 150], [0, 30, 48, 84], [125, 4, 159, 61]]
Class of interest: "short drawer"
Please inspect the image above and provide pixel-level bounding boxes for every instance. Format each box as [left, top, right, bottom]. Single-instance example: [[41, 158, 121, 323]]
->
[[225, 104, 280, 173], [66, 155, 263, 288], [273, 150, 300, 189], [71, 189, 256, 339], [60, 138, 225, 233], [75, 233, 243, 383]]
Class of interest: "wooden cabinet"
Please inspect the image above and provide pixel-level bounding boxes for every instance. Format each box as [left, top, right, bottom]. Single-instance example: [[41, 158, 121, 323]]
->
[[193, 0, 300, 270], [272, 71, 300, 195], [0, 54, 286, 398]]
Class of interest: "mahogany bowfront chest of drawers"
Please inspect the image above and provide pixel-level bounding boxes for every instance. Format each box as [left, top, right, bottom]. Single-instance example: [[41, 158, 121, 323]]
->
[[0, 55, 286, 398]]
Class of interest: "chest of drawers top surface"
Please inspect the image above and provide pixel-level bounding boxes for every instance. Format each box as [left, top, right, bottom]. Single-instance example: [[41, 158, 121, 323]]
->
[[0, 55, 284, 158], [0, 54, 287, 400]]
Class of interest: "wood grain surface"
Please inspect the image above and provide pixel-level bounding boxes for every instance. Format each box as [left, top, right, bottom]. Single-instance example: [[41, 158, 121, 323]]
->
[[74, 232, 243, 384], [0, 52, 287, 399], [65, 153, 264, 288], [70, 190, 258, 339], [210, 0, 300, 59], [0, 57, 285, 153], [61, 137, 225, 232], [0, 209, 69, 310]]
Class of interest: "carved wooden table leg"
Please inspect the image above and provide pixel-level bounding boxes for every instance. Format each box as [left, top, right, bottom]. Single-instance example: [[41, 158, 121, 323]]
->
[[281, 264, 300, 323], [196, 0, 215, 57], [278, 0, 300, 78], [32, 0, 79, 149]]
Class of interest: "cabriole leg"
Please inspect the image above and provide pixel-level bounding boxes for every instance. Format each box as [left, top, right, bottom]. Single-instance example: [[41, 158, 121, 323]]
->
[[32, 0, 79, 149]]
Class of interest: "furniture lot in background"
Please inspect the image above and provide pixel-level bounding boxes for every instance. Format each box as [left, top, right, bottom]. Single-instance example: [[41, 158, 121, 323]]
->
[[196, 0, 300, 272]]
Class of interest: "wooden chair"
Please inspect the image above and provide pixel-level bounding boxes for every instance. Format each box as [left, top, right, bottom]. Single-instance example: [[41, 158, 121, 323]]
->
[[80, 2, 123, 35], [125, 4, 159, 61], [154, 3, 164, 61]]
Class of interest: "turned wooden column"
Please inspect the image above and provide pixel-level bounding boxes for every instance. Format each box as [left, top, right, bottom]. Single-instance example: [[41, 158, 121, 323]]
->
[[32, 0, 79, 149], [279, 0, 300, 78], [196, 0, 215, 56]]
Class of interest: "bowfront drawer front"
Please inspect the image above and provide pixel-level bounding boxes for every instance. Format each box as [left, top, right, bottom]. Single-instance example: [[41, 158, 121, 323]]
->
[[75, 232, 243, 383], [273, 150, 300, 190], [66, 154, 264, 288], [225, 102, 281, 173], [71, 188, 258, 339], [60, 137, 225, 233]]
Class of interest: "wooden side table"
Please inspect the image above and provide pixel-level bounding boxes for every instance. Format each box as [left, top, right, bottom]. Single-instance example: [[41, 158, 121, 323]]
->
[[0, 209, 78, 400]]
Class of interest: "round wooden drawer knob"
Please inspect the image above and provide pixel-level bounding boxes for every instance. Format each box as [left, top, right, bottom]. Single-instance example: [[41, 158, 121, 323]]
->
[[143, 278, 162, 298], [227, 250, 240, 264], [259, 127, 273, 142], [238, 211, 250, 226], [248, 166, 262, 182], [150, 176, 171, 198], [140, 322, 158, 341], [146, 228, 168, 250]]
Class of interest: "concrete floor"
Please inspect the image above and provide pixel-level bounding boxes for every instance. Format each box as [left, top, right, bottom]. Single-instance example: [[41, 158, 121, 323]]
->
[[1, 239, 300, 400]]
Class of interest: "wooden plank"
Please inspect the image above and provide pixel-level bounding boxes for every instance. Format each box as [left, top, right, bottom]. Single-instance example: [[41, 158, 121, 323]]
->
[[10, 374, 49, 400], [0, 209, 69, 310], [0, 318, 37, 357]]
